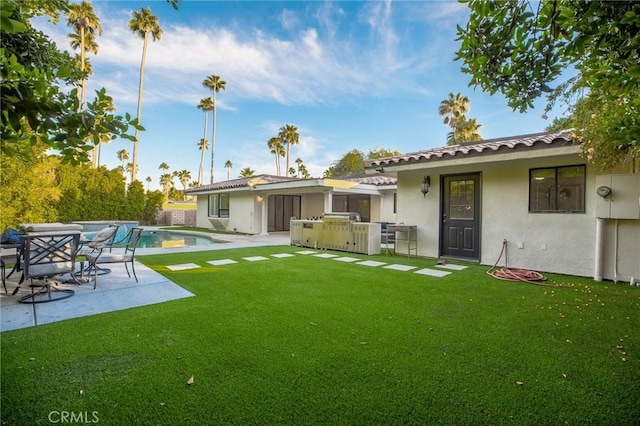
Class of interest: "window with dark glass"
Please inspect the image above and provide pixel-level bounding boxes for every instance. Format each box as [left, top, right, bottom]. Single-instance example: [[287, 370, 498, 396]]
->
[[529, 165, 585, 213], [332, 194, 371, 222], [208, 193, 230, 217]]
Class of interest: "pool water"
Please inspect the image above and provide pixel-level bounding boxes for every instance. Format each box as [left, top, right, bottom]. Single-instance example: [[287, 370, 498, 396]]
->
[[138, 230, 218, 248]]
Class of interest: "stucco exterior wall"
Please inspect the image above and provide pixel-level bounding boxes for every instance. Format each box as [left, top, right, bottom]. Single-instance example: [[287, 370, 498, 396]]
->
[[193, 191, 261, 234], [377, 190, 397, 223], [395, 156, 640, 281], [300, 193, 324, 219]]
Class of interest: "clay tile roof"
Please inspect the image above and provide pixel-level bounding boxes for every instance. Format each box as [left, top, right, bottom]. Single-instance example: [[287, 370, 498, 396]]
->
[[365, 131, 574, 168], [185, 174, 298, 194], [337, 175, 397, 185]]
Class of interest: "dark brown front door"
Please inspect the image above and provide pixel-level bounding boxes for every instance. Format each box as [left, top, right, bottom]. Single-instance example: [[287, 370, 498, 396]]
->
[[440, 174, 481, 260]]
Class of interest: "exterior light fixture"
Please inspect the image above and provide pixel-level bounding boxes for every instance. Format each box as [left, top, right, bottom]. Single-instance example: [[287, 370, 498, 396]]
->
[[421, 176, 431, 197]]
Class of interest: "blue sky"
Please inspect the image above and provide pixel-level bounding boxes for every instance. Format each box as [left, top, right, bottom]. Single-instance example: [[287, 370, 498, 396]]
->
[[39, 0, 563, 190]]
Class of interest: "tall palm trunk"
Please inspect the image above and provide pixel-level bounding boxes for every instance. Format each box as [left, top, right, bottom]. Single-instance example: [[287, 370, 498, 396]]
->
[[198, 111, 208, 184], [132, 32, 149, 182], [210, 91, 216, 184]]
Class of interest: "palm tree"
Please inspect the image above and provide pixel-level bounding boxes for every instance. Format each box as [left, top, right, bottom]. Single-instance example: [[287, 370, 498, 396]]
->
[[288, 167, 296, 177], [145, 176, 152, 191], [196, 97, 214, 184], [267, 137, 285, 176], [448, 118, 483, 145], [239, 167, 255, 178], [196, 138, 209, 185], [224, 160, 233, 180], [117, 149, 129, 175], [278, 124, 299, 176], [93, 94, 116, 168], [202, 75, 226, 183], [159, 162, 170, 173], [129, 7, 163, 182], [159, 173, 173, 201], [294, 157, 303, 177], [438, 92, 470, 146], [298, 163, 310, 179], [175, 170, 191, 199], [66, 1, 102, 109], [126, 162, 138, 181]]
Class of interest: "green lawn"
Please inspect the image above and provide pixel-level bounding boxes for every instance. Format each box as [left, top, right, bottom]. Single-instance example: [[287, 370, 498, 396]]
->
[[1, 246, 639, 425]]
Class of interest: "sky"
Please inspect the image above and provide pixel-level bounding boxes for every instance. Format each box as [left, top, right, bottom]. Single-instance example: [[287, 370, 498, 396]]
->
[[37, 0, 565, 190]]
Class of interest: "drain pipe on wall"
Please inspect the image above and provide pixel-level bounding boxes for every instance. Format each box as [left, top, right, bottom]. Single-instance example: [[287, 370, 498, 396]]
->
[[594, 217, 604, 281]]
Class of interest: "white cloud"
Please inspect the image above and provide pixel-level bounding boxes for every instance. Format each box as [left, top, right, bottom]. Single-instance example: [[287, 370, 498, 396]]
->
[[37, 1, 442, 113]]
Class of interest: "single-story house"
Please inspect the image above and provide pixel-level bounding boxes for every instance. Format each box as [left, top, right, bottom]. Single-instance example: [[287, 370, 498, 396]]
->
[[364, 131, 640, 282], [185, 174, 397, 235]]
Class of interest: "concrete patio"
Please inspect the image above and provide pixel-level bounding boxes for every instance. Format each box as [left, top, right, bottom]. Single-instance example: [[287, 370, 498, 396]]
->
[[0, 231, 291, 332]]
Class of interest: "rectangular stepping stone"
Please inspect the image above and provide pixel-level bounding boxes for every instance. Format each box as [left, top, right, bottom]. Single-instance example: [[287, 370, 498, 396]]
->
[[383, 264, 417, 271], [333, 257, 360, 263], [207, 259, 237, 266], [356, 260, 387, 267], [271, 253, 295, 258], [243, 256, 269, 262], [434, 263, 467, 271], [166, 263, 200, 271], [414, 268, 451, 277], [296, 250, 317, 255], [313, 253, 339, 258]]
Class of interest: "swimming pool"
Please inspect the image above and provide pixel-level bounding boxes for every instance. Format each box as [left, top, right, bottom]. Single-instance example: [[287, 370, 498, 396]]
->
[[138, 230, 221, 248], [76, 222, 222, 248]]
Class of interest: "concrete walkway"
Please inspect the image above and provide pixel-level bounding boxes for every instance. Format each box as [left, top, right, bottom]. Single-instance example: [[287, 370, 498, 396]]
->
[[0, 232, 290, 332]]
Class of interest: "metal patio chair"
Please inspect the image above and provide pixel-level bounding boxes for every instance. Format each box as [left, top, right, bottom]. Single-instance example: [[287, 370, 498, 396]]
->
[[75, 224, 120, 280], [19, 232, 81, 303], [85, 227, 143, 289]]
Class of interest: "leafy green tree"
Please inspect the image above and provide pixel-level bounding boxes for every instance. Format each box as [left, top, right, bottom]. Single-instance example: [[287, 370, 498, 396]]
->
[[456, 0, 640, 169], [129, 6, 162, 182], [55, 161, 85, 222], [0, 143, 61, 230], [122, 180, 145, 220], [202, 75, 226, 183], [1, 0, 140, 165], [367, 147, 401, 159], [331, 149, 365, 177], [141, 190, 164, 225]]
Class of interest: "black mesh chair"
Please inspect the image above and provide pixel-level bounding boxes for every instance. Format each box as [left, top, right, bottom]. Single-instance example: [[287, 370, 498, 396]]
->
[[85, 228, 143, 289], [20, 232, 81, 303]]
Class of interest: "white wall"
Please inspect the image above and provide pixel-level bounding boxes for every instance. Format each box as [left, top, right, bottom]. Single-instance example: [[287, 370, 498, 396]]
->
[[396, 156, 640, 280], [300, 193, 324, 219], [193, 191, 261, 234]]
